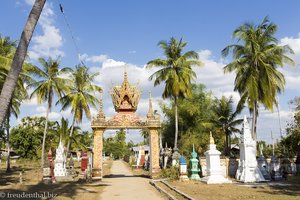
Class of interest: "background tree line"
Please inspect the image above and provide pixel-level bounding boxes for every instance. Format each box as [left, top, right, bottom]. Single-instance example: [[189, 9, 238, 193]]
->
[[2, 116, 93, 159]]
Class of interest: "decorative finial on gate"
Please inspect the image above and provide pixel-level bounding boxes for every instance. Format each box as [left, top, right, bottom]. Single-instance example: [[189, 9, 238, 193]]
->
[[122, 65, 129, 89], [97, 90, 105, 120], [147, 91, 154, 119]]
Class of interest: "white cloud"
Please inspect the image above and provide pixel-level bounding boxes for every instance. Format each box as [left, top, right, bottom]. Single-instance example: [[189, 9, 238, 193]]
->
[[36, 106, 46, 113], [280, 33, 300, 65], [86, 54, 109, 63], [278, 33, 300, 93], [195, 50, 239, 103], [48, 112, 61, 120], [23, 96, 39, 106], [25, 1, 64, 61]]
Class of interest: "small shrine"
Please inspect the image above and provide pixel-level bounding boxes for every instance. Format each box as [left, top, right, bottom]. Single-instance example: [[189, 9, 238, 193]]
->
[[54, 140, 67, 178], [179, 156, 188, 180], [188, 145, 201, 181], [235, 116, 265, 182], [91, 66, 161, 179], [201, 132, 231, 184]]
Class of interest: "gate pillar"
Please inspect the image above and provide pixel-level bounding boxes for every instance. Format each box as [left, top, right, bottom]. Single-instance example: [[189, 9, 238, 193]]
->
[[149, 128, 161, 177], [92, 128, 104, 179]]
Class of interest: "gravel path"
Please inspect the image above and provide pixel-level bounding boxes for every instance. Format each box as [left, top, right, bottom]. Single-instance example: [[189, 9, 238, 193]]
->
[[100, 160, 164, 200]]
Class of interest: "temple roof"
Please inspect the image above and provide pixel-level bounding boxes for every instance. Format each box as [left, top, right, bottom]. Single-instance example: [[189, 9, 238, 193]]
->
[[110, 66, 141, 112]]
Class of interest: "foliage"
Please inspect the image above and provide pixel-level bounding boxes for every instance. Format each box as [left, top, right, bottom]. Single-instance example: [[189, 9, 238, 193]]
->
[[257, 140, 273, 157], [139, 129, 149, 145], [9, 116, 92, 159], [10, 117, 58, 159], [27, 57, 70, 166], [56, 64, 101, 151], [279, 97, 300, 157], [222, 17, 294, 139], [161, 84, 226, 157], [104, 129, 127, 159], [147, 37, 202, 149], [55, 118, 92, 151], [159, 166, 180, 180], [212, 96, 243, 156]]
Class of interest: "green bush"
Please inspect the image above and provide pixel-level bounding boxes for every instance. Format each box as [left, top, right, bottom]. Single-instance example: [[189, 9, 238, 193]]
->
[[159, 166, 179, 180]]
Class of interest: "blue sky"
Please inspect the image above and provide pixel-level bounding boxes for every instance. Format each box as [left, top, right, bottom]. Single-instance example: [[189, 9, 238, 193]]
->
[[1, 0, 300, 144]]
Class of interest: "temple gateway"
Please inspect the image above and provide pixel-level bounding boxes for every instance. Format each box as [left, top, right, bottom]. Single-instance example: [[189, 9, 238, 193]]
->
[[91, 66, 161, 179]]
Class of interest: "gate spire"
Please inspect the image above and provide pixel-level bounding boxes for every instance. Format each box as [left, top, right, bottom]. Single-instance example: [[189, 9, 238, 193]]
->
[[147, 91, 155, 119]]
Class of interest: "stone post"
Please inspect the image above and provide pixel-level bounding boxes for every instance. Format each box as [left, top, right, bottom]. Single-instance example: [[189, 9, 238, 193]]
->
[[92, 128, 104, 179], [149, 128, 160, 177]]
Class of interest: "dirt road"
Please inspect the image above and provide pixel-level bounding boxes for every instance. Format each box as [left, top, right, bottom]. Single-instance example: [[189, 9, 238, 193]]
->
[[100, 160, 164, 200]]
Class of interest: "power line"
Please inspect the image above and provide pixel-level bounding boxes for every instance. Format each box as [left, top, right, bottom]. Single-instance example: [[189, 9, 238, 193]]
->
[[56, 0, 85, 66]]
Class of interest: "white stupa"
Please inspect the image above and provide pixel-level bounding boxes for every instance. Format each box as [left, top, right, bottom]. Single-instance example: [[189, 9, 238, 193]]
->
[[201, 132, 232, 184], [235, 116, 265, 182], [54, 139, 67, 177]]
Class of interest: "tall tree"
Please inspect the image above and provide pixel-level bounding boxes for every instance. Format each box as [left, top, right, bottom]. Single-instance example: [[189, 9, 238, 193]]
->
[[10, 116, 59, 159], [146, 37, 202, 153], [222, 17, 294, 139], [212, 96, 243, 156], [0, 35, 33, 172], [0, 0, 46, 125], [57, 65, 100, 152], [28, 57, 69, 168], [55, 117, 88, 150]]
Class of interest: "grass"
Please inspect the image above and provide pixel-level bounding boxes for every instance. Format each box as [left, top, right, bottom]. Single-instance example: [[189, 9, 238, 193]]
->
[[0, 159, 113, 200], [168, 179, 300, 200]]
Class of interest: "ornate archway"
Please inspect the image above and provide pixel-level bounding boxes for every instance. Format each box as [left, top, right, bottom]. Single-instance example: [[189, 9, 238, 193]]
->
[[91, 66, 161, 179]]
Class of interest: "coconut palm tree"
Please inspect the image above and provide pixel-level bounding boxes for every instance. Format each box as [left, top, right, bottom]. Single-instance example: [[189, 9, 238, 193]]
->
[[2, 76, 28, 172], [0, 35, 34, 172], [56, 65, 101, 152], [0, 0, 46, 125], [28, 57, 69, 168], [212, 96, 243, 156], [146, 37, 202, 152], [222, 17, 294, 139], [53, 117, 84, 150]]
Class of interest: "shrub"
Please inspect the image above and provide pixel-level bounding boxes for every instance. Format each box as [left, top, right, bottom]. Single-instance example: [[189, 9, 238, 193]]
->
[[159, 166, 179, 180]]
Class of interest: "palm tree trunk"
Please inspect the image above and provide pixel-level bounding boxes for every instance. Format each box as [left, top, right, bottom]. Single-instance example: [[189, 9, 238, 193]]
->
[[6, 109, 10, 172], [0, 0, 46, 125], [41, 103, 50, 168], [174, 97, 178, 150], [225, 131, 230, 156], [251, 101, 257, 140], [66, 114, 76, 153]]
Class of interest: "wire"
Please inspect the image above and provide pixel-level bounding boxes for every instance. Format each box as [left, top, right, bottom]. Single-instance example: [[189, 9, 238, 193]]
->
[[56, 0, 85, 66], [56, 0, 99, 105]]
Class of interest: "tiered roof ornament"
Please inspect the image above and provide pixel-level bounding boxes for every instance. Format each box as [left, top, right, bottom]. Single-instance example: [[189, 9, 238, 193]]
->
[[110, 65, 141, 112], [92, 65, 160, 129]]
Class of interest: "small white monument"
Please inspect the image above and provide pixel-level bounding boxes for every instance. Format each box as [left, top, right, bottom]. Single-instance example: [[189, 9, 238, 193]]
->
[[201, 132, 232, 184], [54, 140, 67, 177], [257, 144, 271, 180], [235, 116, 265, 182]]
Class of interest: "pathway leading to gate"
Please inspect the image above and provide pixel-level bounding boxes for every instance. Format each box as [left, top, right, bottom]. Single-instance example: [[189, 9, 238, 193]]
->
[[100, 160, 165, 200]]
